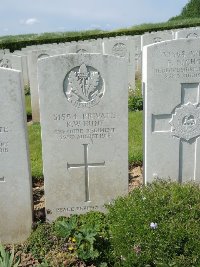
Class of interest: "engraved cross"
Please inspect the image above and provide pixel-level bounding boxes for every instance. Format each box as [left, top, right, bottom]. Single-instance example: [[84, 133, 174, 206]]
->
[[152, 83, 200, 182], [67, 144, 105, 202]]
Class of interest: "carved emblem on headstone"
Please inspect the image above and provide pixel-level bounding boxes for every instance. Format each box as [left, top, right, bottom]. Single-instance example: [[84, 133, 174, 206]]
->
[[186, 33, 198, 38], [112, 43, 127, 57], [76, 49, 88, 54], [0, 59, 12, 69], [170, 103, 200, 141], [154, 37, 162, 43], [63, 63, 104, 108], [38, 54, 49, 59]]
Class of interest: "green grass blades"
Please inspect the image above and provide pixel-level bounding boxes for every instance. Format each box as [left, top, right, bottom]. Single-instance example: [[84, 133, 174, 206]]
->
[[128, 111, 143, 165], [0, 244, 20, 267], [25, 95, 32, 117], [28, 123, 43, 180]]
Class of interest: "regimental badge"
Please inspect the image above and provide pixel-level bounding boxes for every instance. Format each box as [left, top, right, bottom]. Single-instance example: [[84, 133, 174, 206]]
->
[[63, 63, 104, 108], [112, 43, 127, 57], [0, 59, 12, 69], [153, 37, 162, 43], [170, 103, 200, 141]]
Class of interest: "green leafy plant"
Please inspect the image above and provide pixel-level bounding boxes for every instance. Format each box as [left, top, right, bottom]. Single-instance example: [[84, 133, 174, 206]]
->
[[107, 180, 200, 266], [54, 212, 112, 265], [25, 223, 54, 260], [170, 0, 200, 21], [0, 244, 20, 267], [128, 80, 143, 112]]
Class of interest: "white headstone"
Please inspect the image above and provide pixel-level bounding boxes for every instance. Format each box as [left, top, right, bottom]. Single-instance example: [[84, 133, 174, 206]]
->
[[175, 27, 200, 39], [38, 53, 128, 221], [103, 38, 135, 89], [13, 52, 29, 86], [65, 42, 102, 54], [143, 38, 200, 184], [141, 31, 174, 48], [0, 68, 32, 243], [27, 48, 67, 122], [2, 54, 29, 86]]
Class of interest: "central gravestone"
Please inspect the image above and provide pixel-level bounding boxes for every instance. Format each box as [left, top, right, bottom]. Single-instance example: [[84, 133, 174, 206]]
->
[[143, 38, 200, 184], [38, 54, 128, 221]]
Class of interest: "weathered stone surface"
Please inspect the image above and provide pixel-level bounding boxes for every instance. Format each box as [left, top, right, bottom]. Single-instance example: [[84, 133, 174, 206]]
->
[[141, 31, 174, 47], [38, 53, 128, 221], [103, 38, 135, 89], [143, 38, 200, 184], [27, 48, 67, 122], [0, 68, 32, 243], [175, 27, 200, 39], [65, 42, 102, 54]]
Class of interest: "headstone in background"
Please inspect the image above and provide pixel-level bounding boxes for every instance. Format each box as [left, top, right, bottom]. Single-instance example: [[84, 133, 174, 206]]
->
[[143, 38, 200, 184], [0, 68, 32, 243], [38, 53, 128, 221], [27, 48, 67, 122], [65, 42, 103, 54], [13, 51, 30, 86], [126, 35, 142, 76], [1, 54, 30, 87], [103, 38, 135, 89], [141, 30, 174, 48], [175, 27, 200, 39]]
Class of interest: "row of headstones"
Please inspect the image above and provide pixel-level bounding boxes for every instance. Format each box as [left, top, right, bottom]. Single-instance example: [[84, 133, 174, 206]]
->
[[1, 27, 200, 123], [2, 25, 200, 74], [3, 26, 200, 123], [1, 34, 200, 244]]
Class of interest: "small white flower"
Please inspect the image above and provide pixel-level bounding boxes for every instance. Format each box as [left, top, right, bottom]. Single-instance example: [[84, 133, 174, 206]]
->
[[142, 196, 146, 200], [150, 222, 158, 229]]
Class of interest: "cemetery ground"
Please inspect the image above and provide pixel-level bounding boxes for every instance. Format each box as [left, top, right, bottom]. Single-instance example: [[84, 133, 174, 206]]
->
[[3, 84, 200, 267]]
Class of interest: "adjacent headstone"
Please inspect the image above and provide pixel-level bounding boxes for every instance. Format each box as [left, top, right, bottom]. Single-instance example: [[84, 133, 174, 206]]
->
[[143, 38, 200, 184], [103, 38, 135, 89], [0, 68, 32, 243], [38, 53, 128, 221]]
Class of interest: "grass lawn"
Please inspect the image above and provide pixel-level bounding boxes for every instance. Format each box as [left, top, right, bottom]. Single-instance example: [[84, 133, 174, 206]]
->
[[27, 111, 143, 180], [128, 111, 143, 165], [25, 94, 32, 117], [28, 123, 43, 179]]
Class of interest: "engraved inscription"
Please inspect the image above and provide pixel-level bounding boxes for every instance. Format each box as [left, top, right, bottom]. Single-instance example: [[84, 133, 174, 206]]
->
[[0, 59, 12, 68], [0, 126, 9, 153], [67, 144, 105, 202], [112, 43, 127, 57], [154, 49, 200, 79], [63, 64, 105, 108], [170, 103, 200, 141], [0, 142, 8, 153], [53, 112, 117, 141], [56, 205, 102, 213]]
